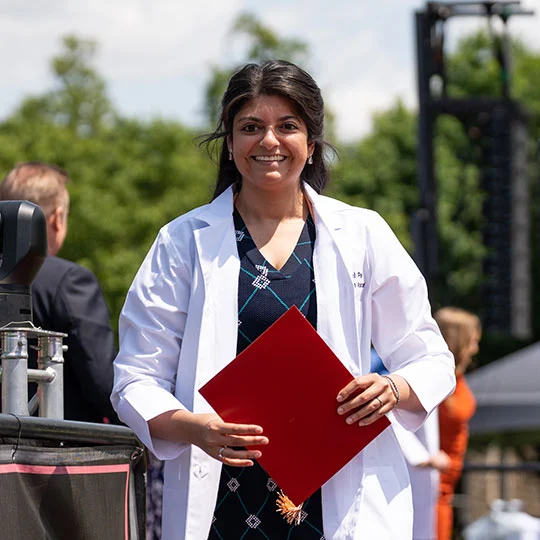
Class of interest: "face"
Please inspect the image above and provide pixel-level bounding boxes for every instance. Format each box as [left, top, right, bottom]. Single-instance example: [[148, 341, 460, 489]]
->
[[228, 94, 314, 193]]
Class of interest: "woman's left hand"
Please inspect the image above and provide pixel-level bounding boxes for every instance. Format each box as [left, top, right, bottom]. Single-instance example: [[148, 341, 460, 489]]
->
[[336, 373, 397, 427]]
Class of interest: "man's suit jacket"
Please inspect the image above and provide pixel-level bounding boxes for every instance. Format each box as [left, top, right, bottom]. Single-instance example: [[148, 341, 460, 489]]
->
[[31, 256, 119, 423]]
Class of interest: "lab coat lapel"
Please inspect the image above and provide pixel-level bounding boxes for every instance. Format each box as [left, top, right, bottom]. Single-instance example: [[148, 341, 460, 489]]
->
[[184, 189, 239, 540], [306, 185, 362, 374], [192, 187, 240, 376], [193, 188, 236, 288], [305, 185, 357, 278]]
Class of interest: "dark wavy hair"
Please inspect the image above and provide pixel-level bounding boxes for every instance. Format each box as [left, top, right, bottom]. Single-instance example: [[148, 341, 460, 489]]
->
[[199, 60, 336, 200]]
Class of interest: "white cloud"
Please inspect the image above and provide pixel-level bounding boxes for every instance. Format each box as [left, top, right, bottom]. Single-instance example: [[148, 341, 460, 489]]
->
[[0, 1, 241, 81], [0, 0, 538, 140], [328, 66, 416, 142]]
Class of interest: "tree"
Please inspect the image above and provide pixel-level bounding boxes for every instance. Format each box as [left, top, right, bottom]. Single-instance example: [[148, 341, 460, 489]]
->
[[13, 35, 112, 136], [0, 37, 216, 335], [50, 35, 113, 134], [330, 102, 418, 251], [203, 13, 310, 127]]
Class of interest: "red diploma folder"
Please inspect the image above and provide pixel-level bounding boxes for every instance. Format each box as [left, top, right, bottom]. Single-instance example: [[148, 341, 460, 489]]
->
[[199, 306, 390, 505]]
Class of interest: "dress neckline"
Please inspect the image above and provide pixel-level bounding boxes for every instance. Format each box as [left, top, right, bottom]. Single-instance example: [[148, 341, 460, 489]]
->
[[233, 207, 314, 279]]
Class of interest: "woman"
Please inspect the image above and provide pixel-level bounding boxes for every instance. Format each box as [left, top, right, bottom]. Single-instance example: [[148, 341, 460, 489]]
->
[[434, 307, 480, 540], [111, 60, 456, 540]]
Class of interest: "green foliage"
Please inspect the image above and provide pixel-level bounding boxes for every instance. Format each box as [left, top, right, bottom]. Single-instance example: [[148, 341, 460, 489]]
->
[[50, 35, 113, 134], [0, 113, 216, 331], [330, 27, 540, 339], [329, 101, 417, 251], [203, 13, 311, 127], [329, 100, 485, 312], [12, 35, 114, 136], [0, 36, 216, 335], [446, 32, 504, 98], [433, 116, 486, 308], [1, 27, 539, 357], [512, 43, 540, 134]]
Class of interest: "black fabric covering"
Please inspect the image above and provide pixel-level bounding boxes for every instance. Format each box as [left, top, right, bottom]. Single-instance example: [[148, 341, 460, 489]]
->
[[0, 441, 141, 540]]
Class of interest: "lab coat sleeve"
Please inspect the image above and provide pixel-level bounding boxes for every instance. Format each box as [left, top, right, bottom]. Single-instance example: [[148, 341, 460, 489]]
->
[[111, 227, 192, 460], [368, 212, 455, 431]]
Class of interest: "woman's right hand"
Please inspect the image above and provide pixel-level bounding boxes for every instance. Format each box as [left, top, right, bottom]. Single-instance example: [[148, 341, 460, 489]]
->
[[148, 410, 268, 468], [199, 414, 269, 467]]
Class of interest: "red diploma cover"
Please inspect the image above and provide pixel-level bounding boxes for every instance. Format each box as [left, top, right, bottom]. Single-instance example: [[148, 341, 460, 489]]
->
[[199, 306, 390, 505]]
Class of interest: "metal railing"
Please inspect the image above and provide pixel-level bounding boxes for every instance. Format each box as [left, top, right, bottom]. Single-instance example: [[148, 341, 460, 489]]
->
[[0, 322, 147, 539], [457, 461, 540, 530], [463, 461, 540, 500], [0, 322, 66, 418]]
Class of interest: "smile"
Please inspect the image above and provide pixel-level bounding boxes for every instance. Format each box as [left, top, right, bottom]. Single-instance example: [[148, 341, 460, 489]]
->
[[253, 155, 286, 162]]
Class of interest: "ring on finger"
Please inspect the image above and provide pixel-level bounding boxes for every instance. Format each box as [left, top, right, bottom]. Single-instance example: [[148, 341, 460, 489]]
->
[[375, 396, 383, 408], [218, 446, 226, 460]]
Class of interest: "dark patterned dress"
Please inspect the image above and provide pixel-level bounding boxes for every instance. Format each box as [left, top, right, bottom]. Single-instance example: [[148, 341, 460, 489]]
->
[[146, 452, 164, 540], [208, 208, 324, 539]]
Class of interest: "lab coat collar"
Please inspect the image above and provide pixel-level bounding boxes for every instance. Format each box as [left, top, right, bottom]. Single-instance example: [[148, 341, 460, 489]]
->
[[196, 182, 345, 227], [192, 183, 357, 293], [192, 188, 238, 292], [197, 183, 345, 225], [197, 186, 235, 226]]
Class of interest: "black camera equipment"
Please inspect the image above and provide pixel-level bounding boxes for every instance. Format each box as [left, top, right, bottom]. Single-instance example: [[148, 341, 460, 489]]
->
[[0, 201, 47, 328]]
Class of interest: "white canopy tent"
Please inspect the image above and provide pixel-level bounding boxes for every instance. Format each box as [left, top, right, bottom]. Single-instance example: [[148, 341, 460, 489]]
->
[[466, 341, 540, 434]]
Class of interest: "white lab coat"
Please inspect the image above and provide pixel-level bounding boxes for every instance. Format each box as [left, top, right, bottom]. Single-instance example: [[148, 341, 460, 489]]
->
[[393, 411, 441, 539], [111, 185, 455, 540]]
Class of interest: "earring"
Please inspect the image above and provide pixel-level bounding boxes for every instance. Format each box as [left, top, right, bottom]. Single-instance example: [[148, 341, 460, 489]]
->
[[307, 155, 313, 165], [228, 149, 233, 161]]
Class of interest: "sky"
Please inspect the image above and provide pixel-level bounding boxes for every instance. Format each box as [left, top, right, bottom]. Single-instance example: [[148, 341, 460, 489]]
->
[[1, 0, 539, 143]]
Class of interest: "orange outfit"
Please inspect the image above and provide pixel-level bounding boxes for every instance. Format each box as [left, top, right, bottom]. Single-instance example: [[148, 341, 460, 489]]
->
[[437, 374, 476, 540]]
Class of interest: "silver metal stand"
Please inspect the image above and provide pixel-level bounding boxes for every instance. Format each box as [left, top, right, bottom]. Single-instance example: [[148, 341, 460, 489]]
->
[[0, 323, 67, 419]]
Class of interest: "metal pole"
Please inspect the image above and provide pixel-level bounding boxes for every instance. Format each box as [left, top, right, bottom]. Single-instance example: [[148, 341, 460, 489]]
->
[[499, 447, 507, 500], [26, 369, 56, 383], [37, 335, 64, 419], [0, 330, 30, 415], [414, 10, 439, 304]]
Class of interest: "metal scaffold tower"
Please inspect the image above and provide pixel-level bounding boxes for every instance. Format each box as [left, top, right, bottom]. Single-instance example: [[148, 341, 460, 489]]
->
[[414, 0, 534, 338]]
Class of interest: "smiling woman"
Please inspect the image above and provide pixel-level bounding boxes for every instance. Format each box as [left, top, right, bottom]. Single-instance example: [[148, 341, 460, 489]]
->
[[202, 60, 331, 200], [111, 59, 456, 540]]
